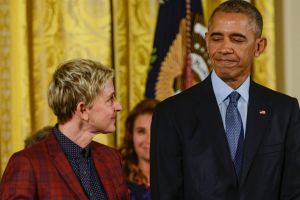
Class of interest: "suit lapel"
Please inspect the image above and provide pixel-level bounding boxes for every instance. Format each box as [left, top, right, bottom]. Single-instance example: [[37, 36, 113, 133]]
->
[[91, 143, 118, 200], [240, 82, 270, 185], [196, 77, 237, 180], [47, 133, 88, 200], [204, 101, 237, 180]]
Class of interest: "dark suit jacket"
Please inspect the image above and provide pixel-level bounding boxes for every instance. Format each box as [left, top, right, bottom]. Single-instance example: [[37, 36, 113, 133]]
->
[[150, 75, 300, 200], [0, 131, 129, 200]]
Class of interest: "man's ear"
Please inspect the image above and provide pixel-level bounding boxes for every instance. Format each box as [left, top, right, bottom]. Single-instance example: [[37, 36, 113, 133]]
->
[[205, 32, 209, 47], [255, 37, 267, 57], [75, 102, 89, 121]]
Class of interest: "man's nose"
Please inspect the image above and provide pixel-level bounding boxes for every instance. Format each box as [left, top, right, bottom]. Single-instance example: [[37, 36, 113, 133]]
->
[[218, 40, 234, 54]]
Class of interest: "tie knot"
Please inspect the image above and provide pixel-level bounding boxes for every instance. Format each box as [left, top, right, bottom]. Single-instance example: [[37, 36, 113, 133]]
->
[[228, 91, 240, 104]]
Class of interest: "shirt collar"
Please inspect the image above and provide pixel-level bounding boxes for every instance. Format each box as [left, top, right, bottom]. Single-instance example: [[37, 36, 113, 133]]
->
[[211, 70, 250, 104], [53, 124, 91, 159]]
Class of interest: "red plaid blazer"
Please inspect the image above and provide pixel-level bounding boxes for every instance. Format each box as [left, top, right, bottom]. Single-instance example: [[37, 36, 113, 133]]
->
[[0, 131, 129, 200]]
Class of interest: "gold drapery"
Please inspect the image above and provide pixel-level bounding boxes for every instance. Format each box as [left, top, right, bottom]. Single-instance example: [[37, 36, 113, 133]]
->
[[0, 0, 158, 176], [1, 0, 32, 176], [112, 0, 159, 146], [252, 0, 276, 90], [0, 0, 275, 176]]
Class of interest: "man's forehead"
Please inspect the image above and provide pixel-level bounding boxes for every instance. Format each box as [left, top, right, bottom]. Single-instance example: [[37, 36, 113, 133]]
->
[[211, 12, 251, 23], [208, 12, 255, 33]]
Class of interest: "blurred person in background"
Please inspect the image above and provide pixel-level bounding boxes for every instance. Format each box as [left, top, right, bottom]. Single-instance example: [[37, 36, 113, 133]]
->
[[119, 99, 159, 200], [24, 126, 52, 148]]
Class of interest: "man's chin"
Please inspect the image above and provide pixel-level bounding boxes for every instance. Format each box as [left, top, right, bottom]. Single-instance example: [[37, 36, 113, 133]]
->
[[214, 70, 232, 79]]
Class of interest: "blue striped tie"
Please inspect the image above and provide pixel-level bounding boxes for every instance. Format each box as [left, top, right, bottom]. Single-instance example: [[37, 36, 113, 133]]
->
[[225, 91, 244, 178]]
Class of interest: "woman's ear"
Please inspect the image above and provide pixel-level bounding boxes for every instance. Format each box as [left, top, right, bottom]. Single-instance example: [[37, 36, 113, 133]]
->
[[255, 37, 267, 57], [75, 102, 89, 121]]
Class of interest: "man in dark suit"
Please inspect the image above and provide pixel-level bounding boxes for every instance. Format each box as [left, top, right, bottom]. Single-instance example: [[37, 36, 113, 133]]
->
[[0, 59, 129, 199], [150, 1, 300, 200]]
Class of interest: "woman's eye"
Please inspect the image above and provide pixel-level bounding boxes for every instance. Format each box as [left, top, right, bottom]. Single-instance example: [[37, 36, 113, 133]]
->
[[136, 128, 146, 135], [107, 95, 115, 104]]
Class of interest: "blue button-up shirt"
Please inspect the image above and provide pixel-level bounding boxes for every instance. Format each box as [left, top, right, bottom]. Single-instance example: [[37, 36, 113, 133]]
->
[[53, 125, 107, 200], [211, 70, 249, 136]]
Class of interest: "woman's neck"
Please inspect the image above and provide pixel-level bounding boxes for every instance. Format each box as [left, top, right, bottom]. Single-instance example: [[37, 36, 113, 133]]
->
[[138, 159, 150, 186]]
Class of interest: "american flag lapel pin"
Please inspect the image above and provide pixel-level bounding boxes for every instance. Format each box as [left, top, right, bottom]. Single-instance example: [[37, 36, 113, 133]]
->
[[259, 110, 266, 115]]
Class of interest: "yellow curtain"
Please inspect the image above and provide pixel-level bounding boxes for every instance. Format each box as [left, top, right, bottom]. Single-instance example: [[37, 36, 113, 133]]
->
[[202, 0, 276, 90], [202, 0, 224, 23], [0, 0, 158, 176], [113, 0, 159, 146], [0, 0, 31, 176], [252, 0, 276, 90]]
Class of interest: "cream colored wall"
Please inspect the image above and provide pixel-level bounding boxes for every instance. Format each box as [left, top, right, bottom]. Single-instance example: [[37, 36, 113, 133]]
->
[[282, 1, 300, 101]]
